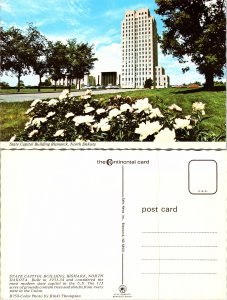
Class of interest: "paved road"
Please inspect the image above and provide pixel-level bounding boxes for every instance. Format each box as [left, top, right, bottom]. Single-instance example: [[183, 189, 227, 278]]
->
[[0, 89, 138, 102]]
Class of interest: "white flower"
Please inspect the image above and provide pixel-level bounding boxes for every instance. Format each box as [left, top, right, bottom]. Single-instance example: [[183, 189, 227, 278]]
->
[[149, 108, 164, 119], [173, 118, 192, 129], [59, 89, 70, 100], [46, 111, 55, 118], [168, 104, 182, 111], [132, 98, 152, 113], [116, 95, 121, 99], [85, 89, 92, 95], [192, 102, 205, 115], [25, 107, 34, 114], [96, 108, 106, 115], [25, 119, 33, 129], [53, 129, 65, 137], [10, 135, 16, 142], [28, 130, 38, 138], [73, 115, 95, 126], [108, 108, 121, 119], [32, 117, 47, 127], [185, 115, 191, 119], [96, 118, 110, 132], [48, 99, 59, 106], [120, 103, 132, 112], [65, 112, 75, 118], [84, 106, 95, 113], [135, 121, 163, 141], [154, 128, 176, 142], [31, 99, 41, 107], [81, 94, 91, 100]]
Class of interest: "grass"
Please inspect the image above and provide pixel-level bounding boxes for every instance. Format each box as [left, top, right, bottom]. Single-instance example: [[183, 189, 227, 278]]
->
[[0, 101, 31, 140], [0, 87, 79, 94], [0, 87, 225, 141]]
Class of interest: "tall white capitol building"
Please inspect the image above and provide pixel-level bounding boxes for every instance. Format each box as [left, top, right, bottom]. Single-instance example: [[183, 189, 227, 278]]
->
[[121, 8, 169, 88]]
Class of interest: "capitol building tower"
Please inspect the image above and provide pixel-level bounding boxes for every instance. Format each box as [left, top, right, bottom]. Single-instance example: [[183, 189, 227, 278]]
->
[[121, 8, 169, 88]]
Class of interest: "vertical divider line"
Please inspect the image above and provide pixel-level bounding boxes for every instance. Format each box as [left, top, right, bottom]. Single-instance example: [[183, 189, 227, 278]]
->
[[122, 165, 125, 285]]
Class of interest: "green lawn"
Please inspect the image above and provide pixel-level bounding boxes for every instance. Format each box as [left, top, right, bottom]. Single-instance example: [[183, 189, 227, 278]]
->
[[0, 87, 225, 141], [0, 87, 79, 94]]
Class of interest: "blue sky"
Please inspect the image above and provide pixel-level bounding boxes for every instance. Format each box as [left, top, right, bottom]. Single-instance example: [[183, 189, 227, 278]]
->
[[1, 0, 220, 86]]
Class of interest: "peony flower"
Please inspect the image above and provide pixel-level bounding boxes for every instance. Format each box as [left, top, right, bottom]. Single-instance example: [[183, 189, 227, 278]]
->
[[48, 99, 59, 106], [32, 117, 47, 127], [84, 106, 95, 113], [73, 115, 95, 126], [108, 108, 121, 119], [120, 103, 132, 112], [28, 130, 38, 138], [65, 112, 75, 118], [154, 128, 176, 142], [192, 102, 205, 115], [132, 98, 152, 113], [25, 107, 34, 114], [96, 118, 110, 132], [96, 108, 106, 115], [59, 89, 70, 100], [185, 115, 191, 119], [25, 119, 33, 129], [168, 104, 182, 111], [10, 135, 16, 142], [149, 108, 164, 119], [46, 111, 55, 118], [81, 95, 91, 100], [173, 118, 192, 129], [53, 129, 65, 137], [85, 89, 92, 95], [31, 99, 41, 107], [135, 121, 163, 141]]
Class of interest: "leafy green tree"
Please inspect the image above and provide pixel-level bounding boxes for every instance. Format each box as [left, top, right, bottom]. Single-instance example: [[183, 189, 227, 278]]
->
[[144, 78, 153, 88], [155, 0, 226, 89], [42, 78, 52, 87], [0, 81, 10, 89], [25, 24, 49, 92], [47, 41, 68, 91], [1, 26, 31, 92], [65, 39, 97, 91]]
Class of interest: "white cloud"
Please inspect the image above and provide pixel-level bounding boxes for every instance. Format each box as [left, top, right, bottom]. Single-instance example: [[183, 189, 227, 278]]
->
[[92, 42, 121, 76], [1, 0, 13, 13], [104, 2, 154, 20]]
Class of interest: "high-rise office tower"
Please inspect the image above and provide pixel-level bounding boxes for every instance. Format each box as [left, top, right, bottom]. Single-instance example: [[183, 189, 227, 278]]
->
[[121, 8, 158, 88]]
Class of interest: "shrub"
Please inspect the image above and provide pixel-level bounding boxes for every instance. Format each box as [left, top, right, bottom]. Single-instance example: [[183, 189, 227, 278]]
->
[[12, 90, 225, 142], [0, 81, 10, 89]]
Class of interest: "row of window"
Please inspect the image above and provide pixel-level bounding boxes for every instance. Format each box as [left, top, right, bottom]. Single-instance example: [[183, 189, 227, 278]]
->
[[122, 41, 152, 44], [123, 31, 151, 35], [122, 48, 152, 51], [125, 11, 148, 17], [123, 23, 151, 28]]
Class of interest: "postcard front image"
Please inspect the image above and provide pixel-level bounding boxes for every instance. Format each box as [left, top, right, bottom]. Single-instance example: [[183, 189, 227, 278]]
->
[[0, 1, 226, 300]]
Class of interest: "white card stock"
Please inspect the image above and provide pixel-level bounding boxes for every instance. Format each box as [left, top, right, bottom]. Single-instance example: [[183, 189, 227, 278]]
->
[[1, 150, 226, 300]]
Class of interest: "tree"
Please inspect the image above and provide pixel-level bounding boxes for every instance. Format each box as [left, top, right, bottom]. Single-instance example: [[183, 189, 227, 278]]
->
[[25, 24, 49, 92], [0, 81, 10, 89], [1, 26, 31, 92], [155, 0, 226, 89], [65, 39, 97, 91], [47, 41, 68, 90], [144, 78, 153, 88], [42, 78, 52, 87]]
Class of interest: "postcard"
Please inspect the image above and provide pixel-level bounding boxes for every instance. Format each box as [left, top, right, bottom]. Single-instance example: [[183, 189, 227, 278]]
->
[[1, 150, 227, 300], [1, 0, 226, 299]]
